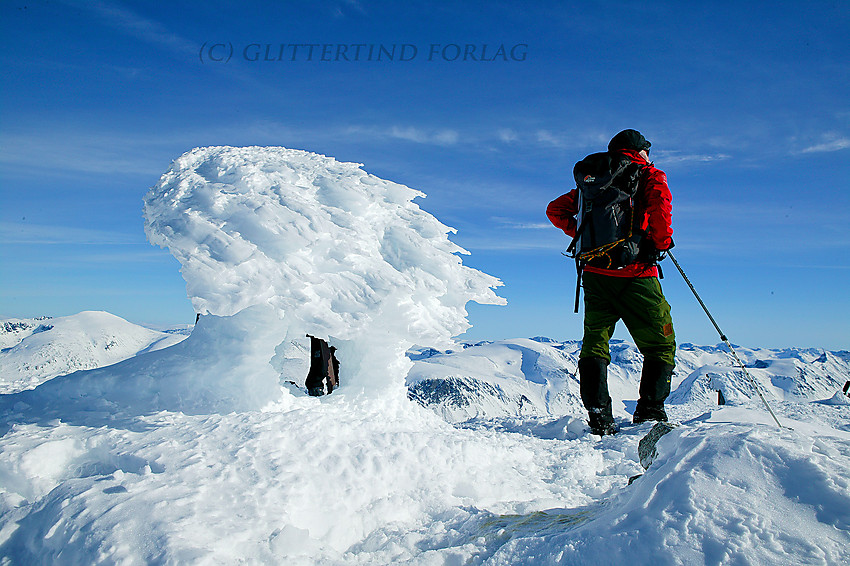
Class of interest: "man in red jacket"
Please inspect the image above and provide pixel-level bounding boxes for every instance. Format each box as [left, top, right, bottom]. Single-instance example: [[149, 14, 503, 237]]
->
[[547, 129, 676, 435]]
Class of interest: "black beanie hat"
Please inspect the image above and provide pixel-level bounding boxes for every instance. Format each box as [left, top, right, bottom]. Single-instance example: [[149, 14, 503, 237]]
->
[[608, 129, 651, 152]]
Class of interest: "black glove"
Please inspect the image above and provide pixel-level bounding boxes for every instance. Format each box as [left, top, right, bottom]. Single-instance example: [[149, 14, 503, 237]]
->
[[650, 238, 674, 263]]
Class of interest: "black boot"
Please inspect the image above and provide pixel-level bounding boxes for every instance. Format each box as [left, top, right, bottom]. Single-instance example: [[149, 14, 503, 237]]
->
[[633, 402, 667, 424], [580, 357, 618, 435], [634, 359, 674, 424], [588, 408, 620, 436], [579, 356, 611, 411]]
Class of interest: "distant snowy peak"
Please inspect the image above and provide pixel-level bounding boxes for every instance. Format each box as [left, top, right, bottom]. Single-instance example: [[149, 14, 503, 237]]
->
[[407, 338, 585, 422], [1, 316, 53, 350], [671, 344, 850, 406], [0, 311, 186, 393], [408, 338, 850, 423]]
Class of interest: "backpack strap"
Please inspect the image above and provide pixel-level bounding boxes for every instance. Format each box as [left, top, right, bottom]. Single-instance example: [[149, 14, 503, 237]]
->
[[573, 256, 583, 313], [566, 186, 588, 257], [566, 210, 589, 257]]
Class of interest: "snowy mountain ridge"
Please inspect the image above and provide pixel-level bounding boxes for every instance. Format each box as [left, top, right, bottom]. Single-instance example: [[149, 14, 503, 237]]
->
[[4, 311, 846, 426], [407, 337, 850, 425], [0, 311, 187, 394]]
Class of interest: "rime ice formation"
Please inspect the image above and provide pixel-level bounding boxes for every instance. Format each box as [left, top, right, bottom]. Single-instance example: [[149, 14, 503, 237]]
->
[[143, 146, 504, 402]]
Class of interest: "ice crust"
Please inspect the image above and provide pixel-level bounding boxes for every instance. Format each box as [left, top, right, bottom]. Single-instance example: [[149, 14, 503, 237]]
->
[[143, 146, 504, 403]]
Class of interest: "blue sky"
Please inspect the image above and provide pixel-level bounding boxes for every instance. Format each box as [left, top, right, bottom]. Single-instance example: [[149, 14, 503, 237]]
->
[[1, 0, 848, 349]]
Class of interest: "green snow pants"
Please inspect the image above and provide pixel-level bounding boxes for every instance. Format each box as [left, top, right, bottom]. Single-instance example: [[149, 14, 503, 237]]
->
[[579, 271, 676, 366]]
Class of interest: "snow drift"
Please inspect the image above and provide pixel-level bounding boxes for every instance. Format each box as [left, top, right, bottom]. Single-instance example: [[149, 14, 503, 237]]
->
[[2, 307, 289, 416], [482, 419, 850, 565], [2, 316, 849, 563]]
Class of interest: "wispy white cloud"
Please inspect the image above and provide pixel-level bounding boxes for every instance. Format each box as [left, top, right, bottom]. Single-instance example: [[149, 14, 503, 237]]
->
[[0, 118, 768, 181], [0, 121, 304, 176], [0, 129, 178, 175], [653, 151, 731, 164], [333, 0, 367, 17], [525, 128, 610, 151], [387, 126, 460, 146], [799, 133, 850, 154], [536, 129, 566, 148], [446, 216, 569, 252], [452, 234, 566, 252], [65, 250, 168, 263], [490, 217, 551, 230], [341, 125, 461, 147], [497, 128, 518, 143]]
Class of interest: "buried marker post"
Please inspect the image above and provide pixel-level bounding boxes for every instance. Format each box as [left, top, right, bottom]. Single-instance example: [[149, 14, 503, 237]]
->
[[667, 251, 784, 428]]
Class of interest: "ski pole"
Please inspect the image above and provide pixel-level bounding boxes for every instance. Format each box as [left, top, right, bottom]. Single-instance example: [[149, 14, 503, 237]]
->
[[667, 251, 783, 428]]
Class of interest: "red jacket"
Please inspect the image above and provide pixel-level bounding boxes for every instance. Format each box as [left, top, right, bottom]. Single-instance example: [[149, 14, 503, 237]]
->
[[547, 149, 673, 278]]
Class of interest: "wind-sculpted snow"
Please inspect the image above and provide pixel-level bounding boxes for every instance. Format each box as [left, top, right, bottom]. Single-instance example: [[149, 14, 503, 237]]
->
[[142, 146, 504, 403], [481, 420, 850, 565]]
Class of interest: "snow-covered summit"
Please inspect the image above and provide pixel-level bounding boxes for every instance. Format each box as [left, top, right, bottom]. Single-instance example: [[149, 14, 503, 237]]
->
[[2, 147, 848, 564], [0, 147, 504, 417], [2, 321, 849, 564]]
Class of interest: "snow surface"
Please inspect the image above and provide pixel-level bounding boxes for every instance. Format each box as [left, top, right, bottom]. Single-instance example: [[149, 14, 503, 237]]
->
[[1, 147, 849, 564]]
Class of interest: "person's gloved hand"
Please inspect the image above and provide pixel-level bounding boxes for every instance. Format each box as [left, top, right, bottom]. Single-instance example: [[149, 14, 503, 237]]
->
[[650, 238, 674, 262]]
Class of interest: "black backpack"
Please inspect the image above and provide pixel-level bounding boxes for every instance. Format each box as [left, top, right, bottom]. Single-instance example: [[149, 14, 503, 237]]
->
[[566, 151, 649, 311]]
